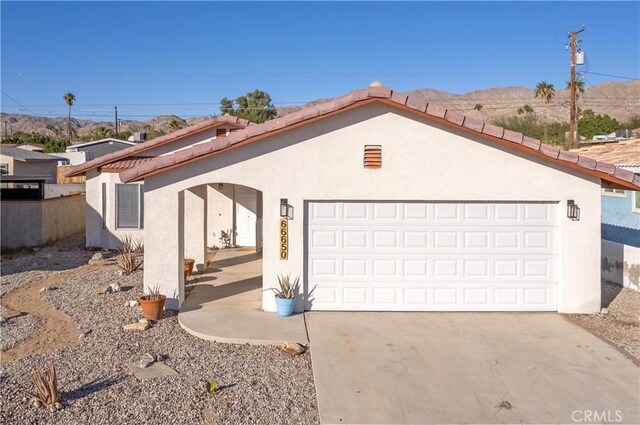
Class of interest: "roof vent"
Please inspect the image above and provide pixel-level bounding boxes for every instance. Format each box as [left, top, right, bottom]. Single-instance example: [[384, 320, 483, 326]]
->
[[369, 80, 383, 87], [364, 145, 382, 169]]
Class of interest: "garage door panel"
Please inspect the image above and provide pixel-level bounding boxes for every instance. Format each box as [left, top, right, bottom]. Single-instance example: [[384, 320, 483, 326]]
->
[[307, 201, 558, 311]]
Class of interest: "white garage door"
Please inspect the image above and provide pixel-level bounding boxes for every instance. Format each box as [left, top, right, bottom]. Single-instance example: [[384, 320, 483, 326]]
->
[[306, 202, 558, 311]]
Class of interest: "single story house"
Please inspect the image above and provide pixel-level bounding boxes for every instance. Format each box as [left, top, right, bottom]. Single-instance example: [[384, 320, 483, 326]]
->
[[65, 116, 251, 250], [68, 84, 640, 314], [0, 146, 64, 183], [66, 138, 136, 162], [572, 138, 640, 291]]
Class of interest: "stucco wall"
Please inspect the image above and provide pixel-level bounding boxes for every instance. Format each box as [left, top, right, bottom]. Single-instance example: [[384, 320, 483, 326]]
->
[[142, 102, 603, 313], [0, 157, 57, 183], [1, 194, 85, 250], [602, 239, 640, 291], [602, 191, 640, 247], [207, 183, 234, 247], [85, 170, 144, 250]]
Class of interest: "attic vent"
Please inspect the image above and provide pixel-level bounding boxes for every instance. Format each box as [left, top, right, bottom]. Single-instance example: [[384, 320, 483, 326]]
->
[[364, 145, 382, 169], [216, 128, 227, 138]]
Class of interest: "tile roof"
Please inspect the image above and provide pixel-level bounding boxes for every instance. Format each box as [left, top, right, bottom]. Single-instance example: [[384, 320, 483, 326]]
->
[[119, 86, 640, 190], [570, 138, 640, 166], [100, 157, 155, 171], [65, 115, 250, 177], [0, 146, 62, 162]]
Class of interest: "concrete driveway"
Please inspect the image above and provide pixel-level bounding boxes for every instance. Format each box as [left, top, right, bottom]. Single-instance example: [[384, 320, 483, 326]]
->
[[307, 312, 640, 425]]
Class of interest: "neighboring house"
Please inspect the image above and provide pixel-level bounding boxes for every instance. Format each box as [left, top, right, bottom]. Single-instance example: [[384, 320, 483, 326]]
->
[[66, 138, 136, 162], [67, 83, 640, 314], [65, 116, 250, 250], [572, 138, 640, 291], [0, 146, 64, 183], [15, 143, 45, 152]]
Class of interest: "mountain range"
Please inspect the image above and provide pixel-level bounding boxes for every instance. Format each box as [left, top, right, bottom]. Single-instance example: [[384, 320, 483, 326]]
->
[[2, 80, 638, 137]]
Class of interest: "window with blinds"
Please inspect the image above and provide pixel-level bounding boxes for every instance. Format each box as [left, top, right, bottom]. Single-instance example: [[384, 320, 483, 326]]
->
[[364, 145, 382, 169], [116, 184, 144, 229], [101, 183, 107, 229]]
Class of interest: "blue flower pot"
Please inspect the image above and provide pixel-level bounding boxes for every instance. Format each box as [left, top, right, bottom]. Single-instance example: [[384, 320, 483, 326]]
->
[[275, 296, 296, 317]]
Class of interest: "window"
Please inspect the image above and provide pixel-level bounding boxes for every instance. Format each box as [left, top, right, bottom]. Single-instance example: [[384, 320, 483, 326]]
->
[[116, 184, 144, 229], [633, 191, 640, 213], [602, 188, 626, 197], [101, 183, 107, 229], [0, 163, 8, 175], [364, 145, 382, 169]]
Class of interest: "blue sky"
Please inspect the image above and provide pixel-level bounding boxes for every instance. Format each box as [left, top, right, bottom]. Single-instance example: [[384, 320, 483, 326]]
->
[[1, 1, 638, 121]]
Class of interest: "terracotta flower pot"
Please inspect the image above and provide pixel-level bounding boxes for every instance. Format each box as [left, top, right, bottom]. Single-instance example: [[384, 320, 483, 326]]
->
[[139, 295, 166, 320], [184, 258, 195, 280]]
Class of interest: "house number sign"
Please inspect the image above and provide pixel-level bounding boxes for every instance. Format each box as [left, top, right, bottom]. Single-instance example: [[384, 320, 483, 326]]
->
[[279, 218, 288, 260]]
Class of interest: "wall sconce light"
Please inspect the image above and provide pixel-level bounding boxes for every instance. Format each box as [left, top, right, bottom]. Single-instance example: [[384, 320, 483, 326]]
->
[[218, 183, 223, 190], [280, 198, 294, 220], [567, 200, 580, 221]]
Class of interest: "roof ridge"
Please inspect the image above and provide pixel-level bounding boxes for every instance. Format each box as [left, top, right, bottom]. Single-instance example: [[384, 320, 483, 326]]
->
[[115, 86, 640, 190]]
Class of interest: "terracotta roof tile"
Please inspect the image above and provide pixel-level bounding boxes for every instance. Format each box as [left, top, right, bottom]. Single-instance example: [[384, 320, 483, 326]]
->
[[576, 155, 597, 170], [570, 138, 640, 165], [405, 97, 428, 112], [539, 144, 559, 159], [118, 85, 640, 191], [425, 103, 447, 118], [444, 110, 465, 126], [595, 161, 616, 175], [482, 124, 504, 138], [100, 157, 154, 171], [558, 150, 579, 163], [462, 117, 484, 133]]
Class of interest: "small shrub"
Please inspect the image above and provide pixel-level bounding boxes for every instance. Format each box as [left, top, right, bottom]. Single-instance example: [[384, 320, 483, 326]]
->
[[271, 274, 300, 299], [116, 235, 143, 275], [17, 362, 61, 411], [142, 284, 165, 301], [206, 379, 218, 396]]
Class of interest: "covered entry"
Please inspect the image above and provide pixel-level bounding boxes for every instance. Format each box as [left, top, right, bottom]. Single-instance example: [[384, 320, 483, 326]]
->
[[306, 201, 558, 311]]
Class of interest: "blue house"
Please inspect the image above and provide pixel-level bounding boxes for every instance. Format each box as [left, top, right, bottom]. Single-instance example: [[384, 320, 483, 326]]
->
[[574, 139, 640, 291]]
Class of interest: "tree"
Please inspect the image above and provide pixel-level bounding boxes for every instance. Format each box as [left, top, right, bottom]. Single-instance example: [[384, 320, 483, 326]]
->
[[566, 79, 585, 101], [534, 81, 556, 104], [63, 92, 76, 145], [473, 104, 483, 111], [517, 104, 534, 115], [578, 112, 620, 140], [219, 89, 277, 124], [168, 117, 183, 131], [89, 125, 115, 140]]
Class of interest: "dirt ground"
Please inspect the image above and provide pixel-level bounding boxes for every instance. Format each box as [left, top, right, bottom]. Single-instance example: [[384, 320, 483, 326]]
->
[[570, 281, 640, 362]]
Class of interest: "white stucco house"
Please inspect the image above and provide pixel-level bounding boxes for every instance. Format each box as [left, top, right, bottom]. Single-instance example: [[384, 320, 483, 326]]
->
[[66, 115, 252, 250], [68, 84, 640, 314]]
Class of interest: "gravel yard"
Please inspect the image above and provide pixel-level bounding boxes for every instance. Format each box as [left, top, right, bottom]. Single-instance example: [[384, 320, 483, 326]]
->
[[1, 237, 319, 425], [0, 305, 39, 351], [570, 281, 640, 362]]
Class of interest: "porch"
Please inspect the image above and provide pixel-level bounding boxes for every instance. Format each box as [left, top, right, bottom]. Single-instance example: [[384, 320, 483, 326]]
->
[[178, 249, 308, 345]]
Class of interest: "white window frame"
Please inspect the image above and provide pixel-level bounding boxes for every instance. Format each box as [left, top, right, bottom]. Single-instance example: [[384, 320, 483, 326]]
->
[[115, 183, 144, 230], [632, 191, 640, 214], [602, 188, 626, 198]]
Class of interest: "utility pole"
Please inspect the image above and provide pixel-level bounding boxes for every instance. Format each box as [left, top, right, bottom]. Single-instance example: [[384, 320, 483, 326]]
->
[[568, 27, 585, 149], [114, 106, 119, 137], [3, 121, 7, 141]]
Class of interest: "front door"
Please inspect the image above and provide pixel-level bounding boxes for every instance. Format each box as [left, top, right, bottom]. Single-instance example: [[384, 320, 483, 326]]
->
[[234, 185, 257, 247]]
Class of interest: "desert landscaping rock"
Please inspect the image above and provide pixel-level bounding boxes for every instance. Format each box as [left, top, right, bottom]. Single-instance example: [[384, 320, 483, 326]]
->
[[570, 281, 640, 361], [282, 342, 307, 356], [123, 322, 149, 331], [1, 235, 319, 425], [126, 300, 139, 307], [91, 252, 104, 262]]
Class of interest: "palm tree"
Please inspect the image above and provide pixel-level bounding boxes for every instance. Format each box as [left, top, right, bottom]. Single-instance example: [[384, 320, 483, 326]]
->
[[63, 92, 76, 145], [566, 79, 585, 101], [473, 104, 483, 111], [534, 82, 555, 123], [168, 118, 183, 131]]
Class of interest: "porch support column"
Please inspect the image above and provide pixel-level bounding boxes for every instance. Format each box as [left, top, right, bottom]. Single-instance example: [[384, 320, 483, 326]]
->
[[144, 187, 184, 311], [184, 185, 208, 272]]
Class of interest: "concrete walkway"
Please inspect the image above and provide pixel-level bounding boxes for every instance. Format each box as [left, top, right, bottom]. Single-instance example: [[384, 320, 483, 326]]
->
[[307, 312, 640, 425], [178, 249, 308, 346]]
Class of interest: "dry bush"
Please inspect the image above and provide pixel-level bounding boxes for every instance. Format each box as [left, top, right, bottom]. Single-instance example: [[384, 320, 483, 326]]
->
[[117, 235, 143, 275], [17, 362, 61, 410]]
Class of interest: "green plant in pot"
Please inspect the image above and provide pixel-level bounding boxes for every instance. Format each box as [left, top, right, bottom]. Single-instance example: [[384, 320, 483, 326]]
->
[[271, 274, 299, 317], [139, 285, 166, 320]]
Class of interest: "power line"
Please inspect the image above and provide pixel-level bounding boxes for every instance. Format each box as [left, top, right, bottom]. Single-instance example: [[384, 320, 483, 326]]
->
[[585, 71, 639, 81], [1, 90, 41, 116]]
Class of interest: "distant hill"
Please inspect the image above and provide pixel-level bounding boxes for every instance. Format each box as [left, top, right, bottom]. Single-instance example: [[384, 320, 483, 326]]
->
[[2, 80, 638, 137]]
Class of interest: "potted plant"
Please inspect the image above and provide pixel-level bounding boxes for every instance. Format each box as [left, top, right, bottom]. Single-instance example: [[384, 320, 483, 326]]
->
[[139, 285, 166, 320], [184, 258, 195, 280], [271, 274, 300, 317]]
